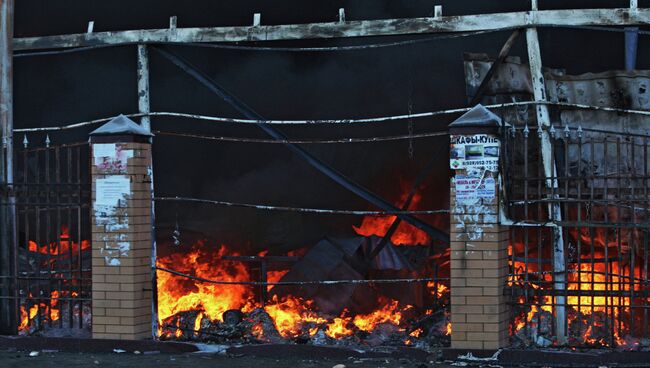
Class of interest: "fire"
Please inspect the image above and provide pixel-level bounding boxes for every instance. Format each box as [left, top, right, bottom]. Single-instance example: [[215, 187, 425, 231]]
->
[[156, 241, 429, 342], [325, 316, 354, 339], [510, 238, 645, 346], [19, 226, 86, 333], [264, 295, 326, 337], [27, 225, 90, 256], [266, 270, 289, 292], [427, 281, 449, 300], [353, 189, 430, 245], [156, 242, 254, 324], [18, 290, 61, 333], [156, 179, 445, 344], [352, 299, 403, 332]]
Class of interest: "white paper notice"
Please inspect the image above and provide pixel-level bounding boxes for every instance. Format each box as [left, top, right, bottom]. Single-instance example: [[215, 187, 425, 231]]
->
[[95, 176, 131, 206], [455, 176, 480, 205], [93, 144, 116, 160], [455, 175, 496, 205]]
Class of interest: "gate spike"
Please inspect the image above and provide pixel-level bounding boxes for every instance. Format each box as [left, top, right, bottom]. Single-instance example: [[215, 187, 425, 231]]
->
[[577, 125, 583, 139], [523, 124, 530, 138], [537, 124, 543, 138], [23, 134, 28, 148], [45, 134, 51, 148], [564, 124, 571, 138], [549, 124, 556, 138], [510, 125, 516, 138]]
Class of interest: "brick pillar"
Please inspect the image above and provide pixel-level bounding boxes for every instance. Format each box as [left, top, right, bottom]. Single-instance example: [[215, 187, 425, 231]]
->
[[90, 115, 153, 340], [448, 105, 510, 350]]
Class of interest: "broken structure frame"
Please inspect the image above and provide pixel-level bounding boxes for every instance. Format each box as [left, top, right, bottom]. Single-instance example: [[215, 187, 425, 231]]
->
[[0, 0, 648, 344]]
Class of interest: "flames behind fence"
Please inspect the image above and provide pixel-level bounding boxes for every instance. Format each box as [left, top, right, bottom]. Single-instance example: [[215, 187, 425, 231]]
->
[[504, 125, 650, 348]]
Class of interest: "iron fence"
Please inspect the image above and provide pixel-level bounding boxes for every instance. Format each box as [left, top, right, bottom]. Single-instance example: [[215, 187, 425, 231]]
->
[[503, 124, 650, 347], [0, 140, 92, 335]]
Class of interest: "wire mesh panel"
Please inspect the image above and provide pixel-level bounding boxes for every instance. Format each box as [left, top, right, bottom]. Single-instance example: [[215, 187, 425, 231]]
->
[[503, 124, 650, 348], [7, 141, 92, 336]]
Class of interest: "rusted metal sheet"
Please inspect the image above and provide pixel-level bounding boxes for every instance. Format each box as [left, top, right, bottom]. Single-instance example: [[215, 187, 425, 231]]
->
[[12, 8, 650, 51]]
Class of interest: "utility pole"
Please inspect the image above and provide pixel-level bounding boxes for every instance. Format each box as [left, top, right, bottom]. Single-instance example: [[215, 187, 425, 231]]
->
[[526, 0, 567, 345], [0, 0, 16, 334]]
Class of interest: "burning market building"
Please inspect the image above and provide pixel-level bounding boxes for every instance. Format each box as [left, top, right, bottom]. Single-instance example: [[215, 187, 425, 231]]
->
[[1, 0, 650, 358]]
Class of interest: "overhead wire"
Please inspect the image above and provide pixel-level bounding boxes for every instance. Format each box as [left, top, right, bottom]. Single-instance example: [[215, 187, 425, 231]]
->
[[154, 196, 450, 216], [12, 101, 650, 133]]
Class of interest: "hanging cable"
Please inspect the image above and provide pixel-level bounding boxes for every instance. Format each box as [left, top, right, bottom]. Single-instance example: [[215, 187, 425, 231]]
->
[[154, 196, 449, 215], [13, 101, 650, 133]]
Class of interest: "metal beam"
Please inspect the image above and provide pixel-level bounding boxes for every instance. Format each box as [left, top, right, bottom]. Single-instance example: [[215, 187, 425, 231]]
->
[[12, 8, 650, 51]]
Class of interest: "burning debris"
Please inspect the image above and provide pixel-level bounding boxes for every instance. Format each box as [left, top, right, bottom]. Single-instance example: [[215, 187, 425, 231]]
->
[[18, 226, 91, 337], [155, 183, 450, 349]]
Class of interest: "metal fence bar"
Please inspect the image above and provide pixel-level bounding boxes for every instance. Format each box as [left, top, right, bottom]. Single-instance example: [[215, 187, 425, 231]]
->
[[505, 124, 650, 348], [9, 141, 92, 335]]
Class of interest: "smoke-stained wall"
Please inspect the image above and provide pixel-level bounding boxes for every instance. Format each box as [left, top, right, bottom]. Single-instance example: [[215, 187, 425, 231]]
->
[[12, 0, 650, 252]]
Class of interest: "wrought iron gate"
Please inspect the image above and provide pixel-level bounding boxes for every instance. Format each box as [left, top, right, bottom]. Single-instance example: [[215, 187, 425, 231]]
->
[[503, 124, 650, 348], [1, 140, 92, 336]]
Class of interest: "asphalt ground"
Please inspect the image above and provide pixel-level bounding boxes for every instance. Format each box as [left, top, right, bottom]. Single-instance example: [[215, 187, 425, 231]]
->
[[0, 350, 451, 368]]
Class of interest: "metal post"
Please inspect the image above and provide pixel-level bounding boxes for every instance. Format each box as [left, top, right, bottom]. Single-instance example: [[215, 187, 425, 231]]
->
[[137, 44, 158, 339], [0, 0, 16, 334], [625, 27, 639, 71], [525, 26, 567, 345], [137, 44, 151, 132]]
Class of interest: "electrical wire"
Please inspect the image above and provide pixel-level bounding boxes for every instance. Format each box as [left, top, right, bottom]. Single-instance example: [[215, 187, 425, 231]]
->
[[156, 266, 442, 285], [153, 130, 447, 144], [12, 101, 650, 133], [154, 196, 449, 215]]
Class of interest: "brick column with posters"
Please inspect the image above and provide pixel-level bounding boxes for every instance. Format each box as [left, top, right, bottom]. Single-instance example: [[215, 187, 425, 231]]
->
[[448, 105, 510, 350], [90, 115, 153, 340]]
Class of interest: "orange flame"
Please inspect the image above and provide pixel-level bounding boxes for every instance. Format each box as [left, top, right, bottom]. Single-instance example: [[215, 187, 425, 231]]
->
[[264, 295, 327, 337], [156, 243, 254, 324], [353, 189, 430, 246], [510, 233, 644, 346]]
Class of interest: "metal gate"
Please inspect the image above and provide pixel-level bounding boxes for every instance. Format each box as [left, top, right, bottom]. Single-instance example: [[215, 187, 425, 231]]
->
[[502, 124, 650, 348], [1, 140, 92, 336]]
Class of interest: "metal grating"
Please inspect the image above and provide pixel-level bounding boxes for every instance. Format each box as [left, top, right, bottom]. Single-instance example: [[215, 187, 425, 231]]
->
[[0, 141, 92, 335], [503, 124, 650, 347]]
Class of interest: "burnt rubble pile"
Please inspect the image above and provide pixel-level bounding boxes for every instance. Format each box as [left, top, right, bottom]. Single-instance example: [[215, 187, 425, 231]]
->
[[511, 307, 650, 350], [159, 306, 450, 348], [158, 235, 451, 349]]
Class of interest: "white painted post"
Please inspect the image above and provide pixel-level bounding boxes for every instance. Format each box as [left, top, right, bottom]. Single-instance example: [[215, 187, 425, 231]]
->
[[137, 44, 151, 132], [526, 26, 567, 345], [253, 13, 261, 27], [87, 21, 94, 34], [631, 0, 638, 10], [338, 8, 346, 23], [169, 16, 177, 30]]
